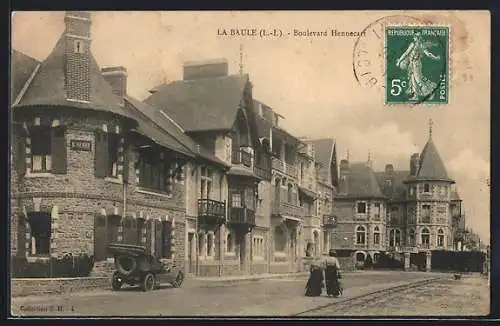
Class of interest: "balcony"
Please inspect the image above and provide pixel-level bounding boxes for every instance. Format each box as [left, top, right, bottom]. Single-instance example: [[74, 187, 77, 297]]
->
[[229, 206, 256, 233], [272, 201, 302, 218], [271, 157, 297, 178], [232, 149, 253, 168], [198, 199, 226, 227], [322, 215, 337, 228], [254, 166, 272, 180]]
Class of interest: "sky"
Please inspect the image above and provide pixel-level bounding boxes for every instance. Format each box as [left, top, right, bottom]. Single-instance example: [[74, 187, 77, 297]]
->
[[11, 11, 491, 243]]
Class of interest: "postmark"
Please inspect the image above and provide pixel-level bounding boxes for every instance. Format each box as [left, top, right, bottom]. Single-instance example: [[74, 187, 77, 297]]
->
[[385, 26, 449, 104]]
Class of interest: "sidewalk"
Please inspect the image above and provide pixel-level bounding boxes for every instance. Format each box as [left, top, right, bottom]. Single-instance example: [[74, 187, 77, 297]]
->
[[191, 272, 308, 283]]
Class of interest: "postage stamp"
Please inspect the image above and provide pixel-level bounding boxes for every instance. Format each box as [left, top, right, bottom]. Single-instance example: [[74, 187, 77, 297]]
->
[[385, 26, 449, 105]]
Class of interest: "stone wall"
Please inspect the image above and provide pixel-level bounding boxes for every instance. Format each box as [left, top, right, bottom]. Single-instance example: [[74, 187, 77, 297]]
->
[[11, 277, 110, 297]]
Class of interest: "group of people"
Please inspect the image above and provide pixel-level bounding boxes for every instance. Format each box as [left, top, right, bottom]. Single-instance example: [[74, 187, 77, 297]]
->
[[305, 249, 343, 297]]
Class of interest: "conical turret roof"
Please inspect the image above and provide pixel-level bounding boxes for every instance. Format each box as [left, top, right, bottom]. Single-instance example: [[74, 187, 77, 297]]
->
[[416, 138, 453, 181]]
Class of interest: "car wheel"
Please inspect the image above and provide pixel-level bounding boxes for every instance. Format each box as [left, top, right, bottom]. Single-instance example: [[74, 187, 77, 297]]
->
[[142, 273, 155, 292], [111, 272, 123, 291], [172, 271, 184, 288], [116, 255, 137, 277]]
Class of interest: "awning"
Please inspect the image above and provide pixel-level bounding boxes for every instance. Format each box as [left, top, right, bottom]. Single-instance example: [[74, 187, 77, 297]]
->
[[298, 186, 318, 200]]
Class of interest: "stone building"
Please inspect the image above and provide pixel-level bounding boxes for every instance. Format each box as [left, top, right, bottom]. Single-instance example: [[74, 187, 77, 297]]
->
[[307, 138, 339, 255], [10, 11, 225, 275], [334, 158, 388, 265], [144, 60, 271, 276], [333, 122, 464, 271]]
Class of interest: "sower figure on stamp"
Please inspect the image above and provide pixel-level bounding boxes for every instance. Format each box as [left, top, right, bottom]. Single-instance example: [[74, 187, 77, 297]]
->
[[322, 249, 343, 298], [396, 32, 441, 101]]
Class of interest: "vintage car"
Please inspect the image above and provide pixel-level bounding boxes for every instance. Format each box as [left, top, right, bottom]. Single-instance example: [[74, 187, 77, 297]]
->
[[107, 243, 184, 291]]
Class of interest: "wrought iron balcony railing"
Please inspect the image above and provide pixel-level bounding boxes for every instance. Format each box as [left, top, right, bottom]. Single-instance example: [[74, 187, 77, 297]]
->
[[271, 157, 297, 178], [229, 206, 256, 225], [272, 201, 302, 218], [198, 199, 226, 218], [231, 149, 253, 167]]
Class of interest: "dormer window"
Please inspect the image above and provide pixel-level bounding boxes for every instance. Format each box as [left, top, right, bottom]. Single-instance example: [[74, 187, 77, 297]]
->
[[74, 40, 84, 54]]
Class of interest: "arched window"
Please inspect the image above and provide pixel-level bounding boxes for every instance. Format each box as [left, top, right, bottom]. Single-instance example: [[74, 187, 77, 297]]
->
[[313, 231, 320, 255], [356, 225, 366, 245], [409, 229, 416, 246], [395, 229, 401, 247], [287, 183, 293, 203], [437, 228, 445, 247], [373, 226, 380, 245], [198, 232, 206, 256], [274, 226, 286, 252], [226, 232, 234, 253], [421, 228, 430, 247], [207, 232, 214, 256]]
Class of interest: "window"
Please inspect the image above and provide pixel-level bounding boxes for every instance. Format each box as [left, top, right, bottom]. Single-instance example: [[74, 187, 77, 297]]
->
[[274, 226, 286, 252], [424, 183, 430, 193], [108, 134, 120, 178], [323, 230, 329, 251], [389, 228, 401, 247], [373, 226, 380, 245], [357, 202, 367, 214], [421, 228, 430, 246], [409, 229, 416, 246], [437, 229, 445, 247], [421, 205, 431, 223], [226, 232, 234, 253], [356, 225, 366, 245], [374, 203, 381, 219], [231, 192, 242, 208], [74, 40, 85, 53], [410, 187, 415, 196], [31, 126, 52, 173], [27, 212, 51, 256], [206, 232, 214, 256], [94, 130, 122, 179], [253, 236, 264, 258], [138, 150, 173, 194], [287, 183, 293, 203], [391, 206, 399, 212], [200, 167, 213, 199], [198, 232, 205, 256]]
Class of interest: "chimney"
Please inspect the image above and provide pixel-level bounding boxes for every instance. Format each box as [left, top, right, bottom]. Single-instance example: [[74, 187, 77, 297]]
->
[[385, 164, 394, 174], [64, 11, 92, 102], [410, 153, 420, 176], [340, 159, 349, 171], [183, 58, 228, 80], [102, 66, 128, 104]]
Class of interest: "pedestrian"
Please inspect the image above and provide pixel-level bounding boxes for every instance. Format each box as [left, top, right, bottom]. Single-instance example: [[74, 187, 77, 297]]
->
[[305, 259, 324, 297], [323, 249, 342, 297]]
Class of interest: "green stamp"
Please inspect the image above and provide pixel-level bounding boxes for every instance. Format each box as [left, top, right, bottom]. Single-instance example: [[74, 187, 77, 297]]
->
[[385, 26, 449, 104]]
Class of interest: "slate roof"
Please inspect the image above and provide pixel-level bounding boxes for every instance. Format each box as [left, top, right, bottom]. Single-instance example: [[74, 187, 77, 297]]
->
[[338, 162, 385, 199], [125, 96, 228, 167], [413, 138, 452, 181], [11, 49, 40, 104], [144, 74, 250, 132], [308, 138, 335, 185], [12, 35, 136, 121], [374, 170, 410, 201]]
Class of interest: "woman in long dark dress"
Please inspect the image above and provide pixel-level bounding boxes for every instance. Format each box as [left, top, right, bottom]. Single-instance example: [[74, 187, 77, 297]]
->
[[324, 249, 342, 297], [305, 260, 324, 297]]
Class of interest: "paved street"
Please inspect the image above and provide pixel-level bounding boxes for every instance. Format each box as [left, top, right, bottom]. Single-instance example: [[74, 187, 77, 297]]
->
[[311, 274, 489, 316], [12, 271, 447, 317]]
